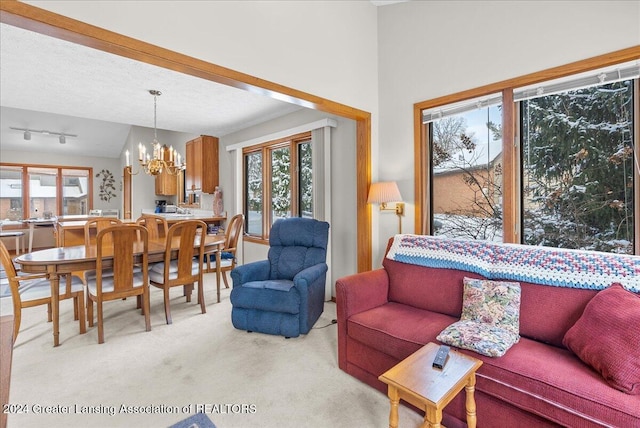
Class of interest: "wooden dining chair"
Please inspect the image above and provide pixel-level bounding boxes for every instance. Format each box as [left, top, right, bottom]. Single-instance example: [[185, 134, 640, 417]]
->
[[206, 214, 244, 289], [149, 220, 207, 324], [85, 224, 151, 344], [83, 217, 122, 247], [136, 214, 168, 241], [0, 240, 85, 341]]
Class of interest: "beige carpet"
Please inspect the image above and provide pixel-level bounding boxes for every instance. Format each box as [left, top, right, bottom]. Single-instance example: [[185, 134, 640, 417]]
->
[[2, 272, 423, 428]]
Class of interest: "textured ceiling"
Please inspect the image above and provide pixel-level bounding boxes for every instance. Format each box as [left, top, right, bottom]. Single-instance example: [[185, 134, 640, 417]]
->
[[0, 23, 302, 158]]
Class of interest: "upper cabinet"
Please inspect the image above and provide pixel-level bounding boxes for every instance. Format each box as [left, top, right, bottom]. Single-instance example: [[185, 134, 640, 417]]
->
[[185, 135, 219, 193], [155, 169, 178, 196]]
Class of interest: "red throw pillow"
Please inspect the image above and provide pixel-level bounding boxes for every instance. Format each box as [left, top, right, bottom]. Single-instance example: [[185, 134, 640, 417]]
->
[[563, 283, 640, 395]]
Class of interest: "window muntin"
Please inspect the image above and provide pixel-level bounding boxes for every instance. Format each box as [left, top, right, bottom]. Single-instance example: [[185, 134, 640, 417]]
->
[[521, 80, 635, 254], [242, 132, 313, 241]]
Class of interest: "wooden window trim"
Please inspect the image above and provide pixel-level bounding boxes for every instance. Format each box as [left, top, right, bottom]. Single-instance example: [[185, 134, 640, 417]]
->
[[414, 46, 640, 252]]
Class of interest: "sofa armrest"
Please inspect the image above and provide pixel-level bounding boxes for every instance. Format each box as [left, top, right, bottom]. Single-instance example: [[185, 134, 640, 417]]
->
[[336, 268, 390, 320], [336, 268, 389, 371], [230, 260, 270, 287]]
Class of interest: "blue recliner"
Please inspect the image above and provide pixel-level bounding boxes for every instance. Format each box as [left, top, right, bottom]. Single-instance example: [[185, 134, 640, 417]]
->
[[230, 217, 330, 338]]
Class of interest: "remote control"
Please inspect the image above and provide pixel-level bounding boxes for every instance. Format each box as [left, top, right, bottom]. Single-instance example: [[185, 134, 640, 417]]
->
[[432, 345, 450, 369]]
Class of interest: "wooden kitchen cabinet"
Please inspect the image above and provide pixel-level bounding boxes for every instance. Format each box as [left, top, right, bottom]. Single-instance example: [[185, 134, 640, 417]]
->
[[185, 135, 219, 193], [155, 169, 178, 195]]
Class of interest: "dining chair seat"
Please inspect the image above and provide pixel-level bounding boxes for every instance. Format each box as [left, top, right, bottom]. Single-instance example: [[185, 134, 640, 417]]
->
[[1, 240, 86, 341], [1, 268, 43, 297], [84, 265, 142, 282], [18, 276, 84, 301], [148, 259, 199, 284], [87, 271, 146, 295]]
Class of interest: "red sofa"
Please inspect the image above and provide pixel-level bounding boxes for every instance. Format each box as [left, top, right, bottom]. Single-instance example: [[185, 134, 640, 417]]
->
[[336, 235, 640, 427]]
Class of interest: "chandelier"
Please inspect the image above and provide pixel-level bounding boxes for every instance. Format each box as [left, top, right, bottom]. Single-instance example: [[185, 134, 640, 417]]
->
[[125, 90, 184, 176]]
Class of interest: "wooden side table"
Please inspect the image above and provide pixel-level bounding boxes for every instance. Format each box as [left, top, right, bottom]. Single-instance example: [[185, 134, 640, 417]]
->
[[379, 342, 483, 428]]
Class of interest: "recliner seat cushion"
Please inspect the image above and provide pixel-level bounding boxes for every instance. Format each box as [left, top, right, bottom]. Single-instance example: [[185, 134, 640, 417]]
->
[[231, 283, 300, 314], [242, 279, 295, 292]]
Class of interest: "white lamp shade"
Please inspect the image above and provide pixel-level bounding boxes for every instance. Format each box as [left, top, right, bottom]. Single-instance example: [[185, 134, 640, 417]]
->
[[367, 181, 403, 204]]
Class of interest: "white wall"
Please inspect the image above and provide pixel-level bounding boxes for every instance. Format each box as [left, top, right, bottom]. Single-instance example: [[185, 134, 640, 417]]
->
[[375, 0, 640, 265]]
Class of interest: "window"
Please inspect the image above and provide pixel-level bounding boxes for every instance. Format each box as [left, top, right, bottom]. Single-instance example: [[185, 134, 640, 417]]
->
[[62, 169, 90, 216], [245, 151, 263, 236], [243, 132, 313, 240], [0, 163, 93, 219], [521, 80, 635, 254], [427, 95, 503, 241], [0, 165, 23, 220], [298, 141, 313, 218], [417, 54, 639, 255]]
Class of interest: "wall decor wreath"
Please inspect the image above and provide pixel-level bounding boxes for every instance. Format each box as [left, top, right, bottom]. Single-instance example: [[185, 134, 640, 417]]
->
[[96, 169, 117, 202]]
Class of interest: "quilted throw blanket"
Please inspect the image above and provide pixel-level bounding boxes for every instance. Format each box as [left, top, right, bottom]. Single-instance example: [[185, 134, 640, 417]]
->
[[386, 234, 640, 293]]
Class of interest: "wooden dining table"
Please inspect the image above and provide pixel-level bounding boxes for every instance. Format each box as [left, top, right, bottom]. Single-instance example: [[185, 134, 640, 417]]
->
[[14, 234, 225, 347]]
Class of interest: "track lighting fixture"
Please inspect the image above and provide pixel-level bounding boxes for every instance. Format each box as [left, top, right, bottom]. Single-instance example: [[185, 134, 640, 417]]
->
[[9, 127, 77, 143]]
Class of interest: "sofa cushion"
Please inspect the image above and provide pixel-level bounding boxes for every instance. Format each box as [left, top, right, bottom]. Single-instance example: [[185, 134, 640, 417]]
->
[[437, 320, 520, 357], [563, 283, 640, 395], [383, 257, 485, 317], [464, 337, 640, 427], [348, 302, 457, 361], [515, 280, 597, 348]]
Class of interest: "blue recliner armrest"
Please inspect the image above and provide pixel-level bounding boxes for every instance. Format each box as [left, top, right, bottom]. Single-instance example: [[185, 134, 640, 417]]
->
[[293, 263, 328, 289], [230, 260, 271, 287], [293, 263, 328, 334]]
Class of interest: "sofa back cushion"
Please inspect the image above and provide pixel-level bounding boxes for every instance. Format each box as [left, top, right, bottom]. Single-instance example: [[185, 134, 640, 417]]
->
[[384, 257, 485, 317], [513, 280, 598, 348]]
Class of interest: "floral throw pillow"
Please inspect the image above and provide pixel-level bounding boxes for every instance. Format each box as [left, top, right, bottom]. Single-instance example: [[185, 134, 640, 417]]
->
[[437, 278, 522, 357], [461, 277, 521, 335], [437, 320, 520, 358]]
